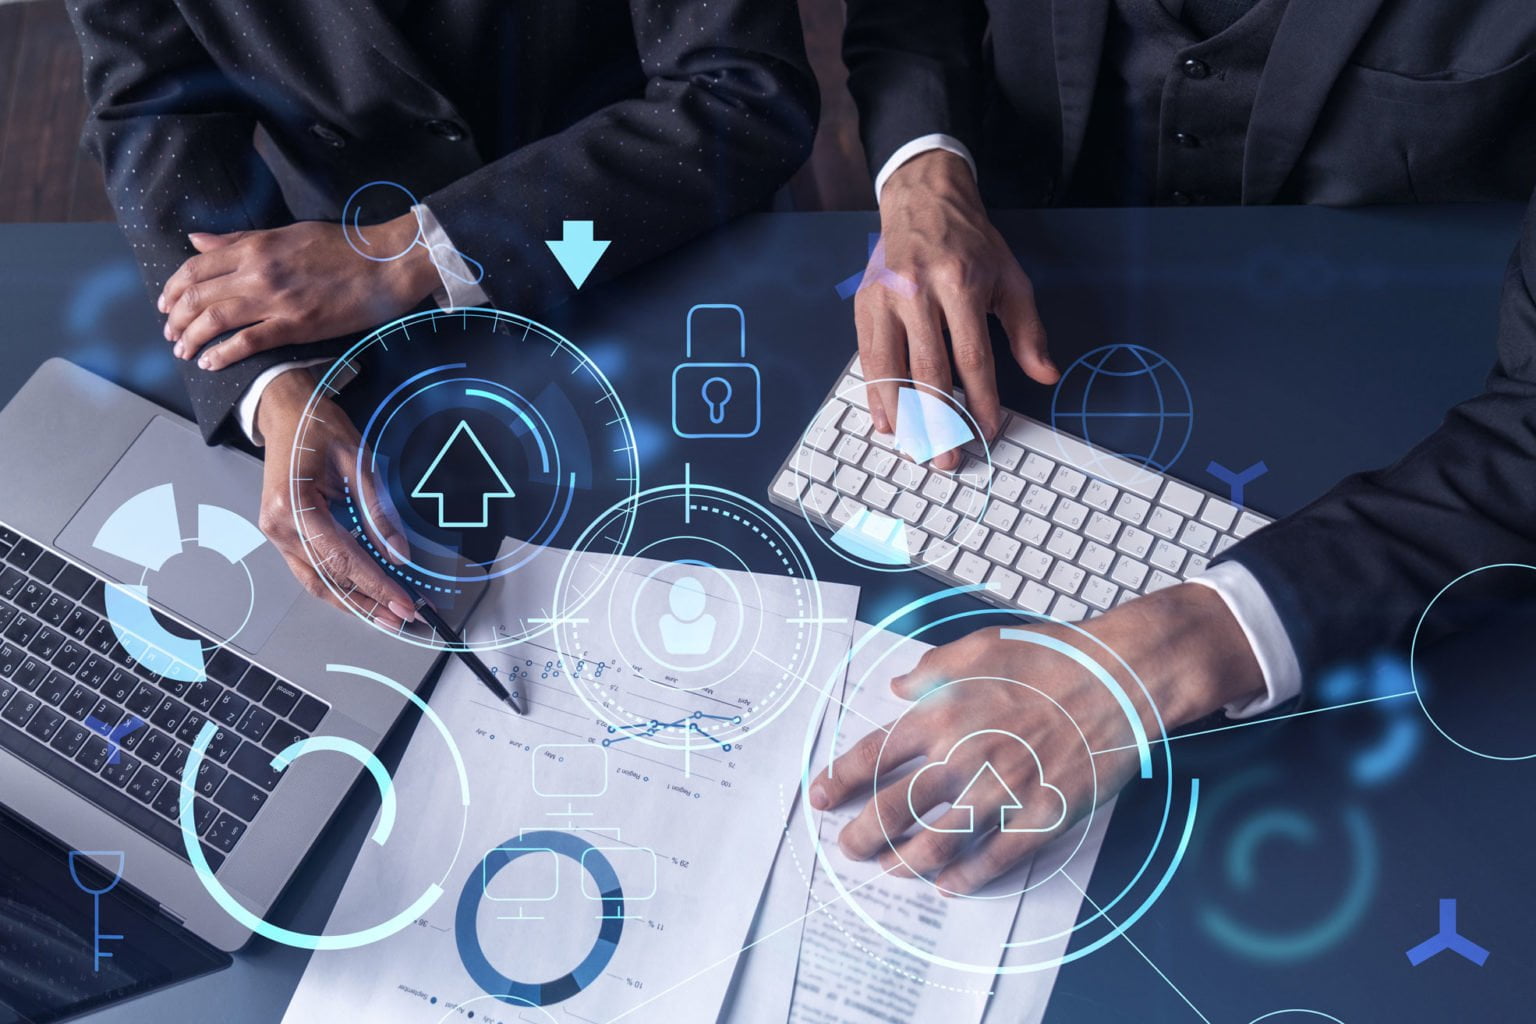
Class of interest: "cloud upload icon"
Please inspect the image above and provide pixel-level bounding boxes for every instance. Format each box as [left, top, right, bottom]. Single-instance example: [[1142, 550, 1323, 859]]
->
[[907, 730, 1069, 835]]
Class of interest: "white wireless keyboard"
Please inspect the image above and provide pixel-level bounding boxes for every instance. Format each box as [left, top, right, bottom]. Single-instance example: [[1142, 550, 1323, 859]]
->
[[768, 356, 1270, 622]]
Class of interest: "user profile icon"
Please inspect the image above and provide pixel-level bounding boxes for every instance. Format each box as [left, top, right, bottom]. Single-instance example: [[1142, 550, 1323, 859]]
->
[[659, 575, 716, 656]]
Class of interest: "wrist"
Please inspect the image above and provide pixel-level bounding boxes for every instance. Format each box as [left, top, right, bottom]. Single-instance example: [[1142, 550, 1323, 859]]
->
[[1090, 584, 1266, 735], [254, 366, 316, 444], [376, 212, 439, 308], [882, 149, 981, 207]]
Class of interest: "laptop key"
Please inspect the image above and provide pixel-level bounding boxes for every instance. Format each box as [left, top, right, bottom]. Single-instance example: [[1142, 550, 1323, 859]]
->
[[53, 564, 93, 600], [206, 648, 248, 688], [24, 705, 65, 743], [185, 680, 220, 713], [75, 735, 111, 773], [127, 765, 168, 805], [102, 668, 136, 704], [162, 742, 190, 779], [138, 729, 175, 767], [205, 727, 239, 763], [101, 752, 143, 788], [262, 680, 300, 717], [175, 710, 207, 745], [50, 719, 90, 757], [28, 551, 65, 584], [27, 626, 63, 660], [0, 568, 27, 601], [5, 539, 42, 571], [52, 640, 89, 675], [2, 692, 40, 728], [77, 654, 113, 690], [36, 594, 72, 627], [0, 607, 13, 634], [60, 607, 97, 642], [235, 705, 275, 743], [193, 760, 227, 799], [4, 614, 41, 646], [230, 740, 284, 791], [214, 774, 268, 821], [235, 666, 274, 701], [205, 813, 248, 854], [61, 684, 95, 720], [13, 657, 46, 692], [210, 690, 249, 727], [16, 581, 48, 614], [0, 642, 21, 676], [149, 696, 189, 735], [126, 682, 161, 717], [87, 698, 123, 730], [261, 719, 306, 756], [290, 694, 327, 732], [80, 582, 107, 616]]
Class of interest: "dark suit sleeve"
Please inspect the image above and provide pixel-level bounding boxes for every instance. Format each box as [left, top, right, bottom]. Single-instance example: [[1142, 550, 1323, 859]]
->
[[841, 0, 987, 179], [1218, 193, 1536, 679], [420, 0, 817, 317], [67, 0, 345, 445]]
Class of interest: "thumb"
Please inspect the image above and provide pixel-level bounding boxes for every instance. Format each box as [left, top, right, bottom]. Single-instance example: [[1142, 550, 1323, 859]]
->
[[890, 647, 954, 701], [188, 230, 247, 252]]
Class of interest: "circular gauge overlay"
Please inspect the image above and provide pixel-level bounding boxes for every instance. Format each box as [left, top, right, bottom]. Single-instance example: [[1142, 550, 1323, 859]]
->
[[802, 597, 1198, 975], [789, 377, 995, 573], [289, 307, 639, 651], [553, 482, 824, 751]]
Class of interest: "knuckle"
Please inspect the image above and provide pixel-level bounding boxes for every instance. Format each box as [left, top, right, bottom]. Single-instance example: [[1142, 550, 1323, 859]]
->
[[201, 303, 229, 333], [953, 345, 991, 375], [258, 500, 292, 539]]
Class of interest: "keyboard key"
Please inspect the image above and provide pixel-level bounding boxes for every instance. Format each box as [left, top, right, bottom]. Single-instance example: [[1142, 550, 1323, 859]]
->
[[262, 681, 301, 718], [102, 668, 136, 705], [1111, 556, 1150, 591], [862, 478, 898, 511], [1016, 547, 1053, 581], [1146, 507, 1183, 539], [16, 581, 48, 614], [1116, 526, 1153, 559], [53, 565, 93, 600], [127, 765, 168, 805], [832, 465, 869, 496], [1078, 542, 1115, 576], [832, 434, 868, 465], [920, 506, 959, 538], [80, 582, 107, 616], [828, 497, 860, 529], [49, 719, 90, 758], [83, 621, 118, 657], [193, 760, 227, 799], [1049, 466, 1086, 498], [985, 567, 1022, 602], [211, 691, 249, 728], [1213, 534, 1238, 556], [1045, 527, 1082, 561], [101, 752, 143, 788], [1022, 485, 1056, 517], [1049, 595, 1089, 623], [29, 551, 65, 584], [804, 406, 843, 452], [1186, 554, 1210, 575], [803, 484, 836, 517], [60, 684, 95, 720], [260, 720, 307, 757], [1199, 500, 1238, 531], [1178, 521, 1217, 555], [86, 698, 122, 730], [890, 492, 928, 525], [1113, 494, 1150, 525], [1012, 513, 1049, 546], [1085, 512, 1120, 545], [236, 666, 276, 702], [230, 740, 285, 791], [1145, 570, 1181, 593], [24, 704, 65, 743], [60, 606, 98, 642], [992, 472, 1025, 504], [990, 441, 1025, 471], [12, 657, 46, 692], [771, 472, 805, 503], [1019, 452, 1054, 483], [982, 503, 1018, 532], [890, 461, 926, 491], [953, 521, 989, 552], [206, 648, 249, 689], [0, 568, 27, 602], [1150, 540, 1187, 574], [205, 812, 248, 854], [952, 487, 986, 519], [27, 626, 63, 660], [126, 682, 161, 717], [138, 729, 176, 767], [52, 640, 89, 676], [1048, 561, 1085, 596], [954, 552, 990, 585], [1010, 580, 1049, 614], [5, 538, 43, 571], [1081, 576, 1119, 610], [4, 615, 40, 646], [920, 474, 957, 504], [860, 446, 898, 477], [150, 696, 191, 735], [77, 654, 112, 690], [1160, 480, 1205, 517], [1081, 479, 1119, 511], [840, 406, 873, 436], [1051, 498, 1088, 531], [1234, 511, 1268, 538], [37, 594, 73, 627], [922, 539, 958, 572], [75, 735, 111, 773], [984, 533, 1021, 566], [214, 774, 268, 821], [0, 608, 13, 635]]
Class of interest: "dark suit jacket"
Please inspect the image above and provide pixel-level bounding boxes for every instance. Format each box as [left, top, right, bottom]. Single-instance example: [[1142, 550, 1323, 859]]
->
[[68, 0, 818, 444], [1221, 190, 1536, 680], [844, 0, 1536, 207]]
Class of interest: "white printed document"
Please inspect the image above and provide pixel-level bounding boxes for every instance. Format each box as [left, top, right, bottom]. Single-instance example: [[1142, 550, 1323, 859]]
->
[[282, 545, 858, 1024]]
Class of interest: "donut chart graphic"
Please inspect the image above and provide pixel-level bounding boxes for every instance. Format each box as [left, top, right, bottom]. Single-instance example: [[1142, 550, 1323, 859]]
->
[[455, 830, 624, 1006], [91, 484, 266, 682]]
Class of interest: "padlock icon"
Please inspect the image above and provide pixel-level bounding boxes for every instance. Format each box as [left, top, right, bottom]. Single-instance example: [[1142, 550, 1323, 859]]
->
[[671, 304, 761, 439]]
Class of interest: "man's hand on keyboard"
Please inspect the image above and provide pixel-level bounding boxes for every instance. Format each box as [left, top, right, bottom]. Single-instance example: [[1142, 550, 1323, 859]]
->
[[859, 151, 1059, 469], [808, 585, 1264, 893], [254, 367, 417, 631]]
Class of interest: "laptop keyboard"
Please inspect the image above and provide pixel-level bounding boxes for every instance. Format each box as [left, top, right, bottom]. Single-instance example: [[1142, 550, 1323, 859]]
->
[[770, 356, 1271, 620], [0, 524, 330, 872]]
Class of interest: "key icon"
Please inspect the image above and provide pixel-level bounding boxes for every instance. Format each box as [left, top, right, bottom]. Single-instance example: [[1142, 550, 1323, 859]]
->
[[68, 850, 125, 972]]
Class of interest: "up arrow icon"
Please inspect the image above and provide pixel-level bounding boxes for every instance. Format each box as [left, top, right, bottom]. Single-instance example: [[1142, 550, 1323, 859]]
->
[[410, 420, 516, 530], [546, 220, 611, 289]]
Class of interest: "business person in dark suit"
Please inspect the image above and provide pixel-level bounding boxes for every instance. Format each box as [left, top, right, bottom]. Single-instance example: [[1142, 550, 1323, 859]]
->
[[814, 0, 1536, 894], [844, 0, 1536, 454], [68, 0, 818, 627]]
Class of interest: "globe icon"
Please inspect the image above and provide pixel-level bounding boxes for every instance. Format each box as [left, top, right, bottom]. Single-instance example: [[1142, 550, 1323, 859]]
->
[[1049, 344, 1193, 480]]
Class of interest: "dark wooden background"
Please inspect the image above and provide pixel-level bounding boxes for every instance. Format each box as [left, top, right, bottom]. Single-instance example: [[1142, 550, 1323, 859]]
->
[[0, 0, 872, 224]]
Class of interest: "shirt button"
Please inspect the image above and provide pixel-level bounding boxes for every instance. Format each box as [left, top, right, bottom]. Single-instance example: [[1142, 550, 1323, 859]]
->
[[1181, 58, 1211, 79], [424, 119, 467, 141], [1172, 131, 1201, 148], [308, 122, 347, 148]]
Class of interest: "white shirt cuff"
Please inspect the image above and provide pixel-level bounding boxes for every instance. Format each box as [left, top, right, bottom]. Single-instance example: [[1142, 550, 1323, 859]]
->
[[1189, 562, 1304, 719], [237, 358, 335, 446], [413, 204, 489, 308], [873, 134, 978, 205]]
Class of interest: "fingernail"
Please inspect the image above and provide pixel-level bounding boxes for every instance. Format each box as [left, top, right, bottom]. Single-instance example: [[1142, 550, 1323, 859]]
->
[[388, 600, 415, 622], [163, 323, 173, 340], [157, 295, 168, 313], [198, 356, 212, 370]]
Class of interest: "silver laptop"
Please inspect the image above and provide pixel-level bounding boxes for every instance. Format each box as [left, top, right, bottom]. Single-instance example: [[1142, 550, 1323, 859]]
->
[[0, 358, 459, 958]]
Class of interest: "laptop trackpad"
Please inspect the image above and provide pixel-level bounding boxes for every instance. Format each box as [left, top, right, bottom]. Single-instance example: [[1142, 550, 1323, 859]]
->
[[54, 416, 300, 656]]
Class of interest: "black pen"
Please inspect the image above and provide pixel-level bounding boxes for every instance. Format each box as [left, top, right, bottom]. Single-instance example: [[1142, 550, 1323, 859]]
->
[[348, 526, 524, 715]]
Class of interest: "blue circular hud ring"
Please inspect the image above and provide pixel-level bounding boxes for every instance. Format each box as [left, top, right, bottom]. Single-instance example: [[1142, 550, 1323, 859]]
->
[[456, 831, 624, 1006]]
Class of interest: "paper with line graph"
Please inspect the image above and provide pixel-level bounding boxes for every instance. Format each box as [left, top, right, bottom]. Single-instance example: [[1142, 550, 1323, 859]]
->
[[283, 543, 858, 1024]]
